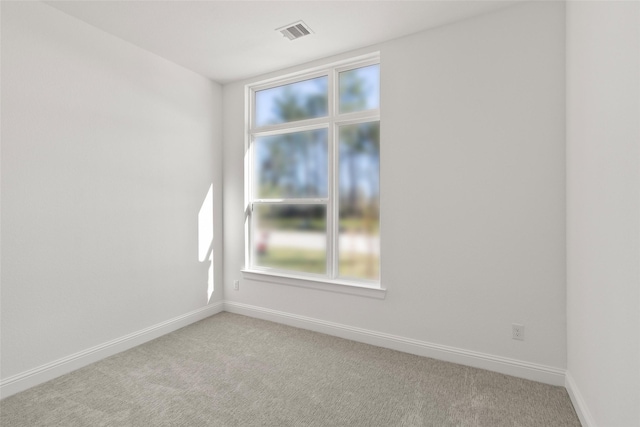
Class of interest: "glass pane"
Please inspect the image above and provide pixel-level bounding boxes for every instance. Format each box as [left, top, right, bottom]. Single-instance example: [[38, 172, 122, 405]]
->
[[338, 122, 380, 280], [253, 205, 326, 274], [255, 76, 328, 127], [339, 64, 380, 114], [255, 129, 328, 199]]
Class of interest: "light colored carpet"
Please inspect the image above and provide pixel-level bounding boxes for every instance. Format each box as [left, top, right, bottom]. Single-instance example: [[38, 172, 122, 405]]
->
[[0, 312, 581, 426]]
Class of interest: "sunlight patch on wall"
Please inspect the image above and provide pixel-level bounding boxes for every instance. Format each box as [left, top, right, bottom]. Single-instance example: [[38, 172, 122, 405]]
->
[[206, 252, 214, 302], [198, 184, 214, 301]]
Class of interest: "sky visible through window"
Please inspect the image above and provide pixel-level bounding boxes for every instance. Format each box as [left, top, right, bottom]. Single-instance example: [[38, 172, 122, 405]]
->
[[254, 64, 380, 127], [339, 64, 380, 113], [255, 77, 328, 127]]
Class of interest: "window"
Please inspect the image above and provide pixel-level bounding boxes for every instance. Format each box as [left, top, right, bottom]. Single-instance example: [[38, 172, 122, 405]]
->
[[245, 54, 381, 289]]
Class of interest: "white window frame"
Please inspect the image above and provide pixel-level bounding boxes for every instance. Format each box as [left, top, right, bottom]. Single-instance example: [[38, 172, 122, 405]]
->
[[242, 53, 385, 298]]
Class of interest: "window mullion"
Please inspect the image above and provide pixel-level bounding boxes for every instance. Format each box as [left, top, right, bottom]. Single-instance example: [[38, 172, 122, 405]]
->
[[252, 198, 328, 205], [246, 132, 253, 269], [334, 110, 380, 126], [329, 68, 339, 280], [251, 118, 329, 137]]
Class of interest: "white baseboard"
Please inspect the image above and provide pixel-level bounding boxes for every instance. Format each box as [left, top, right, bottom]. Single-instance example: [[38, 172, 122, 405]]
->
[[224, 301, 566, 386], [1, 300, 568, 401], [566, 371, 596, 427], [0, 302, 224, 400]]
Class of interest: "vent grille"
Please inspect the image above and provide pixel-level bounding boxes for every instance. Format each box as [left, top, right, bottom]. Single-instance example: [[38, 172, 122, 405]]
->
[[277, 21, 313, 41]]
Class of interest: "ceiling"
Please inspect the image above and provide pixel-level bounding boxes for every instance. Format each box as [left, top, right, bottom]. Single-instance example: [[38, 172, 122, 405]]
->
[[45, 1, 520, 84]]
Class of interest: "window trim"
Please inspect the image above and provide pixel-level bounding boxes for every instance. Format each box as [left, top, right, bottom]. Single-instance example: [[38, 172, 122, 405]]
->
[[244, 53, 383, 295], [241, 269, 386, 299]]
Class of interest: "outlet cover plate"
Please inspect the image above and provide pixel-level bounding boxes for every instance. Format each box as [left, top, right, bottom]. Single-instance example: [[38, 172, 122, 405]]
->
[[512, 324, 524, 340]]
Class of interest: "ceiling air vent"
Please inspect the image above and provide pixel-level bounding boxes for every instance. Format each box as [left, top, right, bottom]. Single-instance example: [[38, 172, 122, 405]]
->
[[276, 21, 313, 41]]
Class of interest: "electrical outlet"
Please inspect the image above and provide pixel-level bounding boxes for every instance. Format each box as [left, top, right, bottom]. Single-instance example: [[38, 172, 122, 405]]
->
[[233, 280, 239, 291], [512, 324, 525, 341]]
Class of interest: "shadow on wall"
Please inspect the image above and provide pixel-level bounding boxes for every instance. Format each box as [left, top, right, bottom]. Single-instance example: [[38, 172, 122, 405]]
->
[[199, 184, 214, 302]]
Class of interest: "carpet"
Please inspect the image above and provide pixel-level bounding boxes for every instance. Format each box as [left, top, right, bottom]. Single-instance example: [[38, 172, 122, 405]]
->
[[0, 312, 581, 426]]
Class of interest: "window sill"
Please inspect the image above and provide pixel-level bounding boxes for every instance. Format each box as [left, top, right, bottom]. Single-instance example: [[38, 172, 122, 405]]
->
[[241, 269, 387, 299]]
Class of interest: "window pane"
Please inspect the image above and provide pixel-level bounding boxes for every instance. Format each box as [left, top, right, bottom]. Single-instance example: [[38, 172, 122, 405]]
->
[[255, 129, 328, 199], [255, 76, 328, 127], [339, 64, 380, 114], [253, 205, 326, 274], [338, 122, 380, 280]]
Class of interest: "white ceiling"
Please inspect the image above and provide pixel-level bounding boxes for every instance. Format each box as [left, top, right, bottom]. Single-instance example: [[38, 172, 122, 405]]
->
[[45, 0, 519, 84]]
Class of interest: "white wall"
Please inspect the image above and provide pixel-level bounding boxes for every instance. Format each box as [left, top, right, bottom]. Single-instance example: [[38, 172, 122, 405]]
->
[[223, 1, 566, 381], [1, 1, 223, 386], [566, 2, 640, 426]]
